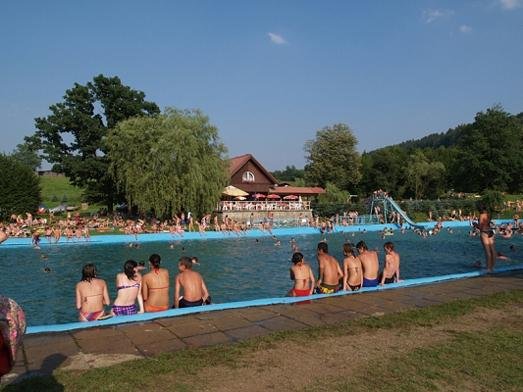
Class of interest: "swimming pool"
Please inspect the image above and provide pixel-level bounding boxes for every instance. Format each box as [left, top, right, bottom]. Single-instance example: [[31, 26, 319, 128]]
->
[[1, 225, 522, 326]]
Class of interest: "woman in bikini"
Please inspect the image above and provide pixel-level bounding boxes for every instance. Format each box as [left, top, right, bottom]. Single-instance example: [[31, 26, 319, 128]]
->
[[342, 243, 363, 291], [287, 252, 315, 297], [112, 260, 144, 316], [142, 254, 170, 312], [474, 205, 496, 272], [75, 264, 110, 322]]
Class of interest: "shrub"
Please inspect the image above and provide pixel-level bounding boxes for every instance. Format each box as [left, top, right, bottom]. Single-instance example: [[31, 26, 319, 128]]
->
[[0, 154, 41, 220]]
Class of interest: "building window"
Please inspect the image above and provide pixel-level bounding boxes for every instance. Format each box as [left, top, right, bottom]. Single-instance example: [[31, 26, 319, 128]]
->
[[242, 171, 255, 182]]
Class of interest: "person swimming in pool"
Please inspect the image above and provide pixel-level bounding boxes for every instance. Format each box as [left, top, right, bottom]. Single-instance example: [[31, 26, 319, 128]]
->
[[315, 242, 343, 294], [174, 256, 210, 308], [76, 263, 110, 321], [357, 240, 379, 287], [380, 241, 401, 285], [288, 252, 315, 297]]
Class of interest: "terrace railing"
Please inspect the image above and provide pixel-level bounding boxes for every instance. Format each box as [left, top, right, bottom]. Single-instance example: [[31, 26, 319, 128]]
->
[[217, 200, 311, 212]]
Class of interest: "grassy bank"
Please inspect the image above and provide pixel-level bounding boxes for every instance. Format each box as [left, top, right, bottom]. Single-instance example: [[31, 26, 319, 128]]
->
[[3, 289, 522, 392]]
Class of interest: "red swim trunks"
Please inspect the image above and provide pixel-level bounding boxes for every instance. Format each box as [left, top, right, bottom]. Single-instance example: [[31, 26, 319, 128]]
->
[[293, 288, 311, 297]]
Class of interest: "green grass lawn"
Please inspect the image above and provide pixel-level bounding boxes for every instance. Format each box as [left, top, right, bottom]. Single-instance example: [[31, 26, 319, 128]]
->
[[4, 290, 522, 392], [39, 176, 84, 208]]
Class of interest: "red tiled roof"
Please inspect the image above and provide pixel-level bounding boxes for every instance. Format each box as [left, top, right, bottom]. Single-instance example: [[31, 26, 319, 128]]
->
[[269, 186, 325, 195]]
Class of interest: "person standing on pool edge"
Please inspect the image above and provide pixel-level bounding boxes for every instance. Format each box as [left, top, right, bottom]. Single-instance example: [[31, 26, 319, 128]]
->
[[315, 242, 343, 294], [356, 241, 379, 287], [174, 256, 210, 308], [473, 204, 496, 272]]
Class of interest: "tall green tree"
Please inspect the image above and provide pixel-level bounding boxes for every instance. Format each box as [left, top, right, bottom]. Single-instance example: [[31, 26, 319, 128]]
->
[[271, 165, 305, 182], [405, 150, 446, 199], [359, 147, 408, 198], [0, 155, 41, 220], [26, 74, 160, 210], [106, 108, 228, 218], [10, 142, 41, 171], [452, 106, 523, 193], [304, 123, 361, 191]]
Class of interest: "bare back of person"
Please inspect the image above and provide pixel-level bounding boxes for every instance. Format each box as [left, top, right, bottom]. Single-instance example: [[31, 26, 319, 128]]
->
[[142, 268, 170, 310], [319, 254, 342, 286], [76, 278, 108, 314], [343, 256, 363, 290], [381, 245, 400, 285], [291, 262, 314, 291], [114, 273, 141, 306], [177, 270, 205, 302], [359, 251, 379, 280]]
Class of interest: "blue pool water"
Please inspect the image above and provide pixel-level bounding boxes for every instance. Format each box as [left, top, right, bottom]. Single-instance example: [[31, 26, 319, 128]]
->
[[1, 227, 522, 326]]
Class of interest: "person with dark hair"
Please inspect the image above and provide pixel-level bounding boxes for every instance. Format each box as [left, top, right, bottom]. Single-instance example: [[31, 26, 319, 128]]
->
[[356, 240, 379, 287], [75, 263, 110, 321], [380, 242, 400, 285], [142, 254, 170, 312], [112, 260, 144, 316], [287, 252, 315, 297], [315, 241, 343, 294], [473, 205, 496, 272], [342, 243, 362, 291], [174, 256, 210, 308]]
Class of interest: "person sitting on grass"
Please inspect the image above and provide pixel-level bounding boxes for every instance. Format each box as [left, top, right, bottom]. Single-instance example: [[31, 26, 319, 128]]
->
[[174, 256, 210, 308], [142, 254, 170, 312], [287, 252, 315, 297], [380, 241, 401, 285]]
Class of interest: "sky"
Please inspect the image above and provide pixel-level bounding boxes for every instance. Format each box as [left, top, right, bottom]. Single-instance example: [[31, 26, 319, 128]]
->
[[1, 0, 522, 170]]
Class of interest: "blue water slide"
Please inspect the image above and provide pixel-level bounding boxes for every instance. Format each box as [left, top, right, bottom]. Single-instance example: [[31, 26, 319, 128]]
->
[[385, 197, 426, 230]]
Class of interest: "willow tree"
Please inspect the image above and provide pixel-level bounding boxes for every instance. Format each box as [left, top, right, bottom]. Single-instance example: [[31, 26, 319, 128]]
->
[[106, 108, 228, 218]]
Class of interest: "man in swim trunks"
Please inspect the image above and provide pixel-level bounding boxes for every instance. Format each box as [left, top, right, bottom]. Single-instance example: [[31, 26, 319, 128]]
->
[[288, 252, 315, 297], [174, 256, 210, 308], [356, 241, 379, 287], [315, 242, 343, 294], [380, 241, 400, 285]]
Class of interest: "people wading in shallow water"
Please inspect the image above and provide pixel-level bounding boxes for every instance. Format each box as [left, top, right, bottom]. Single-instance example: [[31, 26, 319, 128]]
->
[[474, 205, 496, 272]]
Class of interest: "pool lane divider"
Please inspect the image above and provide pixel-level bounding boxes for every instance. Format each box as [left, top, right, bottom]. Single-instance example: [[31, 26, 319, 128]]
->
[[2, 219, 513, 249], [26, 264, 523, 335]]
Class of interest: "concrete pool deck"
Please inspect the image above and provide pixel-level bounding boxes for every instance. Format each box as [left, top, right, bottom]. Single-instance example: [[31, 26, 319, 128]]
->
[[3, 269, 523, 384]]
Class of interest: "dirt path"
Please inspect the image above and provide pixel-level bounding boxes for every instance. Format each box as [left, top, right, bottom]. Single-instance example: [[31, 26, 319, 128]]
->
[[155, 305, 522, 392]]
